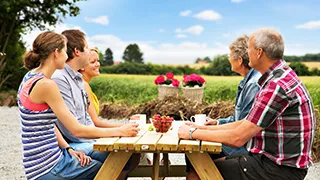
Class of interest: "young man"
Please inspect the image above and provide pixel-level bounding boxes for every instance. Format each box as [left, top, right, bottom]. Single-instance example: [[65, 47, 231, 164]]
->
[[179, 28, 315, 180], [52, 29, 140, 179]]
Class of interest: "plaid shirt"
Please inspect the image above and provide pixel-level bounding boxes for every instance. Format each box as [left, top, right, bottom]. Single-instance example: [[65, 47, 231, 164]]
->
[[246, 59, 316, 169]]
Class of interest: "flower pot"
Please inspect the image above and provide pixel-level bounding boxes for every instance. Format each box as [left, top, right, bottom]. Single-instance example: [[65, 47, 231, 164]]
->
[[182, 86, 204, 102], [158, 85, 179, 100]]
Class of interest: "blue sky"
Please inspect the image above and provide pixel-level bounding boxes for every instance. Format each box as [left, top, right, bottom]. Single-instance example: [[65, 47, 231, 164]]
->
[[23, 0, 320, 64]]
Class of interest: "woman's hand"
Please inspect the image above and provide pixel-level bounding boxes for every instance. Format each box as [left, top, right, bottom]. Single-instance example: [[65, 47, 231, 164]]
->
[[119, 123, 140, 137], [68, 149, 92, 167], [204, 117, 219, 126]]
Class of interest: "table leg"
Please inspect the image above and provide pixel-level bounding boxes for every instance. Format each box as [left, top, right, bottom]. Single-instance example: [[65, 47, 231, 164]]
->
[[152, 152, 160, 180], [163, 153, 169, 176], [186, 152, 223, 180], [94, 151, 133, 180]]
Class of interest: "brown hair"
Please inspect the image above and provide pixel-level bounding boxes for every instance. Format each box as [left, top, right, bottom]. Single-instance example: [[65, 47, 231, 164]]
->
[[61, 29, 86, 61], [23, 31, 66, 70]]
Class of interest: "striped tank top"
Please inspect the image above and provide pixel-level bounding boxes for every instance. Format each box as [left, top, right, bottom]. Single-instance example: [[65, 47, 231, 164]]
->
[[17, 72, 62, 180]]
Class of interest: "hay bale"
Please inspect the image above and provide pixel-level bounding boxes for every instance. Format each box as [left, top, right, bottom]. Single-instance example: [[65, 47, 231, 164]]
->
[[100, 96, 234, 122]]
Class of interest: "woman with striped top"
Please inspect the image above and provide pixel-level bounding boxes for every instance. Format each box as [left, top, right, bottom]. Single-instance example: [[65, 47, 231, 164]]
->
[[17, 31, 140, 180]]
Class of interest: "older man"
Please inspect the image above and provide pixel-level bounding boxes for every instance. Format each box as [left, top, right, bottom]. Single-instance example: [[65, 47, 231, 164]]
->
[[179, 28, 315, 180]]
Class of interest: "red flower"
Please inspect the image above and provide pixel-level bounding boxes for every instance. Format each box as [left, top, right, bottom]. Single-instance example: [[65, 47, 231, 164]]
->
[[155, 72, 180, 86], [172, 79, 180, 87], [154, 75, 165, 85], [183, 73, 205, 87], [166, 72, 174, 79]]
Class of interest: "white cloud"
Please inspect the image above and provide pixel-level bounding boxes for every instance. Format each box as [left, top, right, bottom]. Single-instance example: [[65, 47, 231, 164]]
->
[[88, 34, 228, 64], [193, 10, 222, 21], [176, 34, 187, 39], [22, 23, 83, 49], [285, 43, 320, 55], [295, 20, 320, 30], [84, 16, 109, 25], [176, 25, 204, 35], [180, 10, 192, 17], [231, 0, 245, 3], [159, 29, 166, 33]]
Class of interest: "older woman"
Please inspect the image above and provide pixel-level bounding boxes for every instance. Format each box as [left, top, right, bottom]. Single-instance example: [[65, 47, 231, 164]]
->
[[185, 35, 261, 179], [208, 35, 261, 156]]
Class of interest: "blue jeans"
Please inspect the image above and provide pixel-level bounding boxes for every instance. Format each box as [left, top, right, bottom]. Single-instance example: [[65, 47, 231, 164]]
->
[[38, 149, 102, 180], [69, 142, 132, 171], [222, 145, 247, 156]]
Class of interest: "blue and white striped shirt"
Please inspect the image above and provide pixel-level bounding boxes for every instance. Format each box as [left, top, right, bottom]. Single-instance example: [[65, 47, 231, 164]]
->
[[17, 72, 62, 180]]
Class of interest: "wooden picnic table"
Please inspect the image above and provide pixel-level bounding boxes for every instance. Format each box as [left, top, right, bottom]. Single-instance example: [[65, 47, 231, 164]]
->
[[93, 124, 223, 180]]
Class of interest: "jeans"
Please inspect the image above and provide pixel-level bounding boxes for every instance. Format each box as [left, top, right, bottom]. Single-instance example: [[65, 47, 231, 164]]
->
[[37, 149, 102, 180], [222, 145, 247, 156], [69, 142, 132, 171]]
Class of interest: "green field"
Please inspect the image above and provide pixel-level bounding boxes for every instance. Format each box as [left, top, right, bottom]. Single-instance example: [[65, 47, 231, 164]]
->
[[91, 74, 320, 109]]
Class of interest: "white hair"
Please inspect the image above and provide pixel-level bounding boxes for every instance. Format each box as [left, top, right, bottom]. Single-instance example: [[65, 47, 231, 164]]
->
[[251, 28, 284, 60]]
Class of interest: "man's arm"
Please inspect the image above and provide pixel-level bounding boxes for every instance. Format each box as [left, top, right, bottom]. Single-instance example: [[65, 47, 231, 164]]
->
[[83, 82, 123, 128], [180, 120, 262, 148], [195, 120, 244, 131]]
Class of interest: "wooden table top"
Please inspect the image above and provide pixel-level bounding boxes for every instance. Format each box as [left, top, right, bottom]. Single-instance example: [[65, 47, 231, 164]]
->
[[93, 124, 222, 153]]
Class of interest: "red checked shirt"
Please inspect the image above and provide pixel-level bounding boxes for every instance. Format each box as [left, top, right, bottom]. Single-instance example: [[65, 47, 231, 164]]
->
[[246, 59, 316, 169]]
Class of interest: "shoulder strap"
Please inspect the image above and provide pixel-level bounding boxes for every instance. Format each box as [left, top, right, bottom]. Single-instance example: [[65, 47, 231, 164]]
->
[[28, 77, 44, 95]]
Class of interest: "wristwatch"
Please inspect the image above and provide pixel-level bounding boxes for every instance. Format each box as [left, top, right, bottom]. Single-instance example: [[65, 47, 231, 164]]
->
[[189, 127, 197, 140]]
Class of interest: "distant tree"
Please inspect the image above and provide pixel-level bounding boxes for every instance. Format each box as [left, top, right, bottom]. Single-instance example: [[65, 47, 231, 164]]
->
[[203, 56, 211, 63], [289, 62, 310, 76], [122, 44, 144, 63], [284, 55, 301, 62], [207, 54, 234, 76], [98, 51, 104, 64], [310, 68, 320, 76], [102, 48, 114, 66], [195, 58, 202, 63]]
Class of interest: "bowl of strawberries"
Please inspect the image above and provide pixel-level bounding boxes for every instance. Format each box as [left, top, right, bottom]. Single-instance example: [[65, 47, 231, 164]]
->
[[151, 114, 174, 133]]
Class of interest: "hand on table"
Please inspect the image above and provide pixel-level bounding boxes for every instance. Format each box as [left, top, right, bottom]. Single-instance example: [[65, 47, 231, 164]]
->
[[119, 123, 140, 136], [178, 124, 192, 140]]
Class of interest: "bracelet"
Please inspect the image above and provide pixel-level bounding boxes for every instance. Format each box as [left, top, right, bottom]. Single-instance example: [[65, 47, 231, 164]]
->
[[215, 120, 220, 125], [66, 146, 74, 153]]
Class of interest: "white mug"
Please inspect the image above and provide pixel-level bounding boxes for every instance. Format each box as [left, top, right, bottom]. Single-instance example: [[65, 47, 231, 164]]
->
[[190, 114, 206, 125], [129, 114, 146, 126]]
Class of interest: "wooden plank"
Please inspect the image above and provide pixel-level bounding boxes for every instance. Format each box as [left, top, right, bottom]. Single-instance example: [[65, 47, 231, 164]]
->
[[152, 153, 160, 180], [94, 151, 133, 180], [93, 137, 120, 152], [114, 136, 142, 150], [156, 133, 179, 151], [186, 152, 223, 180], [178, 139, 201, 152], [201, 141, 222, 153], [135, 131, 162, 151]]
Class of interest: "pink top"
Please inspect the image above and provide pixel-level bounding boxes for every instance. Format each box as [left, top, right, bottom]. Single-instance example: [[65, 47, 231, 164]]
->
[[19, 76, 49, 111]]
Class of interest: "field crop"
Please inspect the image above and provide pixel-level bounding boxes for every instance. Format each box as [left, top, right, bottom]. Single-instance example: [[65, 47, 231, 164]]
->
[[91, 74, 320, 109]]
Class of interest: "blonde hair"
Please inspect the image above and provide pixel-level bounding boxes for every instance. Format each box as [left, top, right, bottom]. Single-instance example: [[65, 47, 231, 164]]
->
[[90, 48, 99, 54]]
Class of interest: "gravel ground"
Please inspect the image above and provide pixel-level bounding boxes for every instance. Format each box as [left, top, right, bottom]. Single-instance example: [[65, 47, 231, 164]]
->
[[0, 106, 319, 180]]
